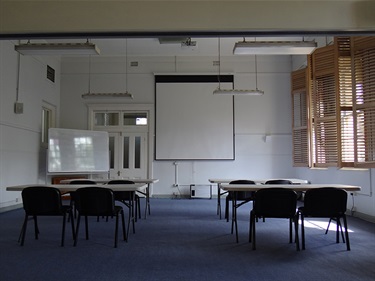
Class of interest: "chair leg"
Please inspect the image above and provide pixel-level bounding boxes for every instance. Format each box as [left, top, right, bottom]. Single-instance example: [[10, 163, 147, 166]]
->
[[33, 215, 39, 240], [69, 210, 76, 241], [289, 218, 293, 243], [251, 212, 256, 250], [114, 213, 119, 248], [121, 210, 127, 242], [249, 211, 253, 243], [20, 215, 28, 246], [137, 197, 141, 220], [61, 213, 67, 247], [342, 215, 350, 251], [301, 214, 306, 250], [325, 218, 332, 234], [85, 216, 89, 240], [225, 197, 229, 222], [294, 214, 300, 251], [74, 215, 81, 246]]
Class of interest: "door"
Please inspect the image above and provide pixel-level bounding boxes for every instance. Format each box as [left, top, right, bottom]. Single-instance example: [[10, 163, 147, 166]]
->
[[109, 132, 147, 179]]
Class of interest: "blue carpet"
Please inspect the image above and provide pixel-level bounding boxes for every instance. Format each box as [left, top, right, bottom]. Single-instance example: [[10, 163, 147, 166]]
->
[[0, 198, 374, 281]]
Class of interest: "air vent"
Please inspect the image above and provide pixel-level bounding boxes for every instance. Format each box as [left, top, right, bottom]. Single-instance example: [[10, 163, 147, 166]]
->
[[47, 65, 55, 82], [213, 61, 220, 66], [130, 61, 138, 67]]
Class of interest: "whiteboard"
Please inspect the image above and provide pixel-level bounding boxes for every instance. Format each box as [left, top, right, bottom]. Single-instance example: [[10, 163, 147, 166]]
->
[[48, 128, 109, 173], [155, 75, 234, 160]]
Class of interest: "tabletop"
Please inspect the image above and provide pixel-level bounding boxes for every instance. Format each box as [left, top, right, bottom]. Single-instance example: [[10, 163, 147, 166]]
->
[[220, 183, 361, 192], [6, 183, 148, 193], [59, 179, 159, 184], [209, 178, 310, 184]]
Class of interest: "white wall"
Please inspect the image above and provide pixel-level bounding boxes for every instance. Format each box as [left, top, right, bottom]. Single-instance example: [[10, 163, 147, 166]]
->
[[59, 54, 296, 197], [0, 40, 61, 210]]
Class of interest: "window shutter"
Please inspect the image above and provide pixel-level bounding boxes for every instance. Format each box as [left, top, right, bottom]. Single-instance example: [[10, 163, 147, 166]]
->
[[312, 44, 338, 167], [311, 37, 354, 168], [291, 67, 310, 167], [337, 37, 354, 167], [352, 37, 375, 167]]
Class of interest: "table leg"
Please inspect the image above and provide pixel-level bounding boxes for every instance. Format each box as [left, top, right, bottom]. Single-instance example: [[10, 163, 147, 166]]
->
[[217, 184, 221, 218], [127, 191, 136, 237], [144, 184, 151, 219]]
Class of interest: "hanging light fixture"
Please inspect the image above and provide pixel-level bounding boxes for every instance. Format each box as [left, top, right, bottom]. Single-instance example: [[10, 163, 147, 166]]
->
[[15, 39, 100, 56], [82, 39, 133, 99], [213, 38, 264, 96], [233, 38, 317, 55]]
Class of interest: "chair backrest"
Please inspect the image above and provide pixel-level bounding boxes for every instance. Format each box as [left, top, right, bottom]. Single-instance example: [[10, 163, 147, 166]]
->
[[74, 187, 115, 216], [22, 186, 63, 215], [303, 187, 348, 217], [254, 188, 297, 218], [69, 180, 96, 184], [229, 180, 255, 200], [265, 179, 293, 184], [229, 180, 255, 185], [107, 180, 135, 185]]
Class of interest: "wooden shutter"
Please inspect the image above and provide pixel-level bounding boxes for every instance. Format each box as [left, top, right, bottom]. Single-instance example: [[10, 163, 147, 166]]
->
[[337, 37, 354, 167], [312, 44, 338, 167], [291, 67, 310, 167], [352, 37, 375, 167], [311, 37, 354, 168]]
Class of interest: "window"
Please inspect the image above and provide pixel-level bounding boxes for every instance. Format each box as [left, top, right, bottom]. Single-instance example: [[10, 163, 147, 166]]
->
[[291, 67, 311, 167], [41, 102, 56, 147], [352, 37, 375, 167], [292, 37, 375, 168]]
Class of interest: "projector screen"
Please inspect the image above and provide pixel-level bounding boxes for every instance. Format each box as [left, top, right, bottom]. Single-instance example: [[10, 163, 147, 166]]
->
[[48, 128, 109, 173], [155, 75, 234, 160]]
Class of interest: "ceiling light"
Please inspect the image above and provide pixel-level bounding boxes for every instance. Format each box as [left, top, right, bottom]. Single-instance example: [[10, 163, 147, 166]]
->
[[81, 92, 133, 99], [15, 42, 100, 55], [82, 39, 133, 99], [213, 89, 264, 95], [233, 41, 317, 55], [214, 38, 264, 96]]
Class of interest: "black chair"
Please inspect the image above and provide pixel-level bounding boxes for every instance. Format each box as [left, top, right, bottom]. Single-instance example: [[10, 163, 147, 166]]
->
[[73, 187, 126, 248], [298, 187, 350, 251], [107, 180, 141, 235], [225, 180, 256, 243], [265, 179, 293, 185], [249, 188, 299, 250], [20, 186, 75, 247], [69, 180, 96, 219]]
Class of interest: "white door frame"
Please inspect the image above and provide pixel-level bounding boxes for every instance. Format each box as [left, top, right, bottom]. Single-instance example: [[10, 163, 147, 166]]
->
[[87, 103, 154, 180]]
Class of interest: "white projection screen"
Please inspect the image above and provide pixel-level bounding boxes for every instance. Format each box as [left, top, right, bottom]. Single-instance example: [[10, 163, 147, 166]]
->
[[48, 128, 110, 173], [155, 75, 234, 160]]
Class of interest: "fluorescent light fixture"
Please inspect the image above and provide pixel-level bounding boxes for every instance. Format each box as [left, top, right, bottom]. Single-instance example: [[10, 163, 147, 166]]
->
[[213, 88, 264, 95], [15, 42, 100, 55], [233, 41, 317, 55], [81, 92, 133, 99]]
